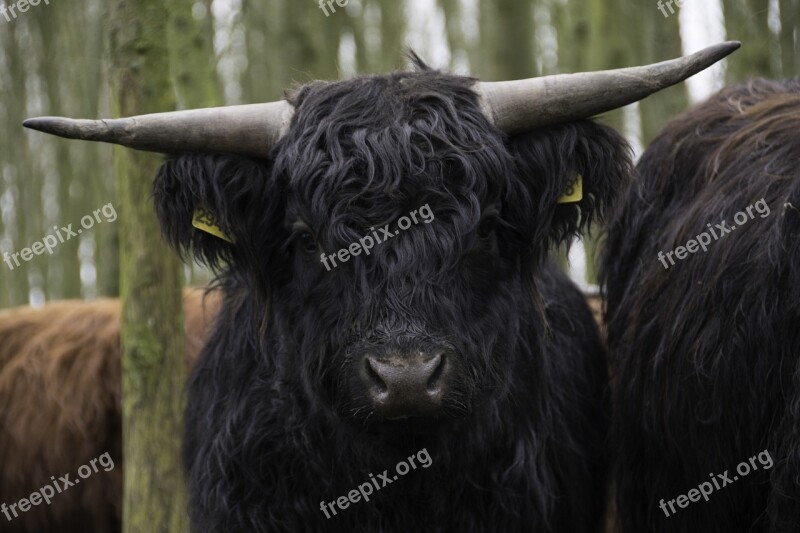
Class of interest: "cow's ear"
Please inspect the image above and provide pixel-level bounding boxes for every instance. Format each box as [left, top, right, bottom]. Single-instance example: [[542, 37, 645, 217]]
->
[[153, 153, 279, 270], [507, 120, 633, 255]]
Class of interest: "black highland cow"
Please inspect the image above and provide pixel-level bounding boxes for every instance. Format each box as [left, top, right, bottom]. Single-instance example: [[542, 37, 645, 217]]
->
[[602, 78, 800, 533], [24, 43, 737, 532]]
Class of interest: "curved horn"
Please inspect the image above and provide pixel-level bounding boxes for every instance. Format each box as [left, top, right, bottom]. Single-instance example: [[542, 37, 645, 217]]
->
[[476, 41, 741, 134], [23, 101, 294, 158]]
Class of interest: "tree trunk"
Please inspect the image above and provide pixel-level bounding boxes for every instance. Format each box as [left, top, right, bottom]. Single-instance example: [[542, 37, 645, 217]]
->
[[168, 0, 220, 109], [722, 0, 778, 80], [109, 0, 188, 531], [1, 22, 32, 306], [778, 0, 799, 76]]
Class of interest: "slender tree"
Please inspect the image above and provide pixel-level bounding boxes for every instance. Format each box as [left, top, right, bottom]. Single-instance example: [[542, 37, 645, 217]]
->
[[778, 0, 799, 76], [1, 21, 32, 306], [377, 0, 406, 71], [283, 0, 342, 81], [722, 0, 779, 80], [345, 0, 370, 73], [35, 4, 79, 299], [472, 0, 534, 80], [438, 0, 467, 69], [168, 0, 220, 110], [634, 0, 688, 144], [109, 0, 188, 530], [242, 0, 280, 101]]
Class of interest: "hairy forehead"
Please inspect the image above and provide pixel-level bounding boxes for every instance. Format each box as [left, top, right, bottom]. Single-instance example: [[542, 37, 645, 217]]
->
[[287, 67, 483, 126], [272, 70, 511, 222]]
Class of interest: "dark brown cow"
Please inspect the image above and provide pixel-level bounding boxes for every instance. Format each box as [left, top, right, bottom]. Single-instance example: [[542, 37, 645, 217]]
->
[[603, 78, 800, 533], [0, 288, 219, 533]]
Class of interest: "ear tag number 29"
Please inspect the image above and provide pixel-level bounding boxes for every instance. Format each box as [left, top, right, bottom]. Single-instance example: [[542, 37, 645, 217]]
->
[[192, 207, 235, 243], [557, 175, 583, 204]]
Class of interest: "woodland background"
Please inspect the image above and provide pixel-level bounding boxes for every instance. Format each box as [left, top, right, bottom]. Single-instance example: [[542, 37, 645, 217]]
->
[[0, 0, 797, 307]]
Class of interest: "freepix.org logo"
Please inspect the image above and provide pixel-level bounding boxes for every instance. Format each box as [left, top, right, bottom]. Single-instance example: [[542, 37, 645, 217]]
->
[[3, 203, 118, 271], [318, 0, 348, 17], [656, 0, 685, 18], [320, 448, 433, 519], [656, 198, 770, 270], [0, 0, 50, 24], [1, 452, 115, 523], [319, 204, 434, 272], [658, 449, 773, 518]]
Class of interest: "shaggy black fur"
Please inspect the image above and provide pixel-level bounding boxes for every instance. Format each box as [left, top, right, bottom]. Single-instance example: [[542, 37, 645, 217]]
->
[[153, 60, 632, 532], [602, 78, 800, 533]]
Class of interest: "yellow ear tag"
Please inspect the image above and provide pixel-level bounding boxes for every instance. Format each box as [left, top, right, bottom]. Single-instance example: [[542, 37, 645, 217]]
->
[[557, 175, 583, 204], [192, 207, 235, 243]]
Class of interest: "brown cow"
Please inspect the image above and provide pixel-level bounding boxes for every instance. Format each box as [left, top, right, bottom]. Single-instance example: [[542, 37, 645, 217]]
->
[[0, 288, 219, 533]]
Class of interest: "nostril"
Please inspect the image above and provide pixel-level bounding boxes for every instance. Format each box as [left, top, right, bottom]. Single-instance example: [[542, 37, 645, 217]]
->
[[426, 353, 446, 394], [365, 357, 388, 394]]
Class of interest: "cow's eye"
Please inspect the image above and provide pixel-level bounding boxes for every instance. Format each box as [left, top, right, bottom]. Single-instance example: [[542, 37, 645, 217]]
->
[[297, 231, 317, 253], [291, 222, 318, 254]]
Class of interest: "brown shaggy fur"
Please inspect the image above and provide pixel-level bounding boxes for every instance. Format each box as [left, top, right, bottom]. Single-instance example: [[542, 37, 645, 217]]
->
[[0, 288, 219, 533]]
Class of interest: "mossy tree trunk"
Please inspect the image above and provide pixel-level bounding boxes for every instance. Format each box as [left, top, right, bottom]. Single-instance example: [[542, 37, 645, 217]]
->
[[722, 0, 779, 80], [377, 0, 406, 71], [1, 22, 32, 305], [168, 0, 220, 109], [109, 0, 188, 531], [778, 0, 799, 76]]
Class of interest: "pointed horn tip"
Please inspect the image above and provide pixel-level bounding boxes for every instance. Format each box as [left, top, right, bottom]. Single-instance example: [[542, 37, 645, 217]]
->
[[23, 117, 56, 132], [23, 116, 114, 142], [711, 40, 741, 55], [23, 116, 83, 137], [681, 41, 740, 73]]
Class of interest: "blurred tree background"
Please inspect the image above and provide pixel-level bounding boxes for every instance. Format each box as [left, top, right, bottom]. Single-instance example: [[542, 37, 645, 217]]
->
[[1, 0, 797, 307]]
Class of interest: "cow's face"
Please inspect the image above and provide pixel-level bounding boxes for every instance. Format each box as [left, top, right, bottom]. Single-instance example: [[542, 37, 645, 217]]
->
[[153, 66, 631, 429], [269, 72, 526, 426]]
